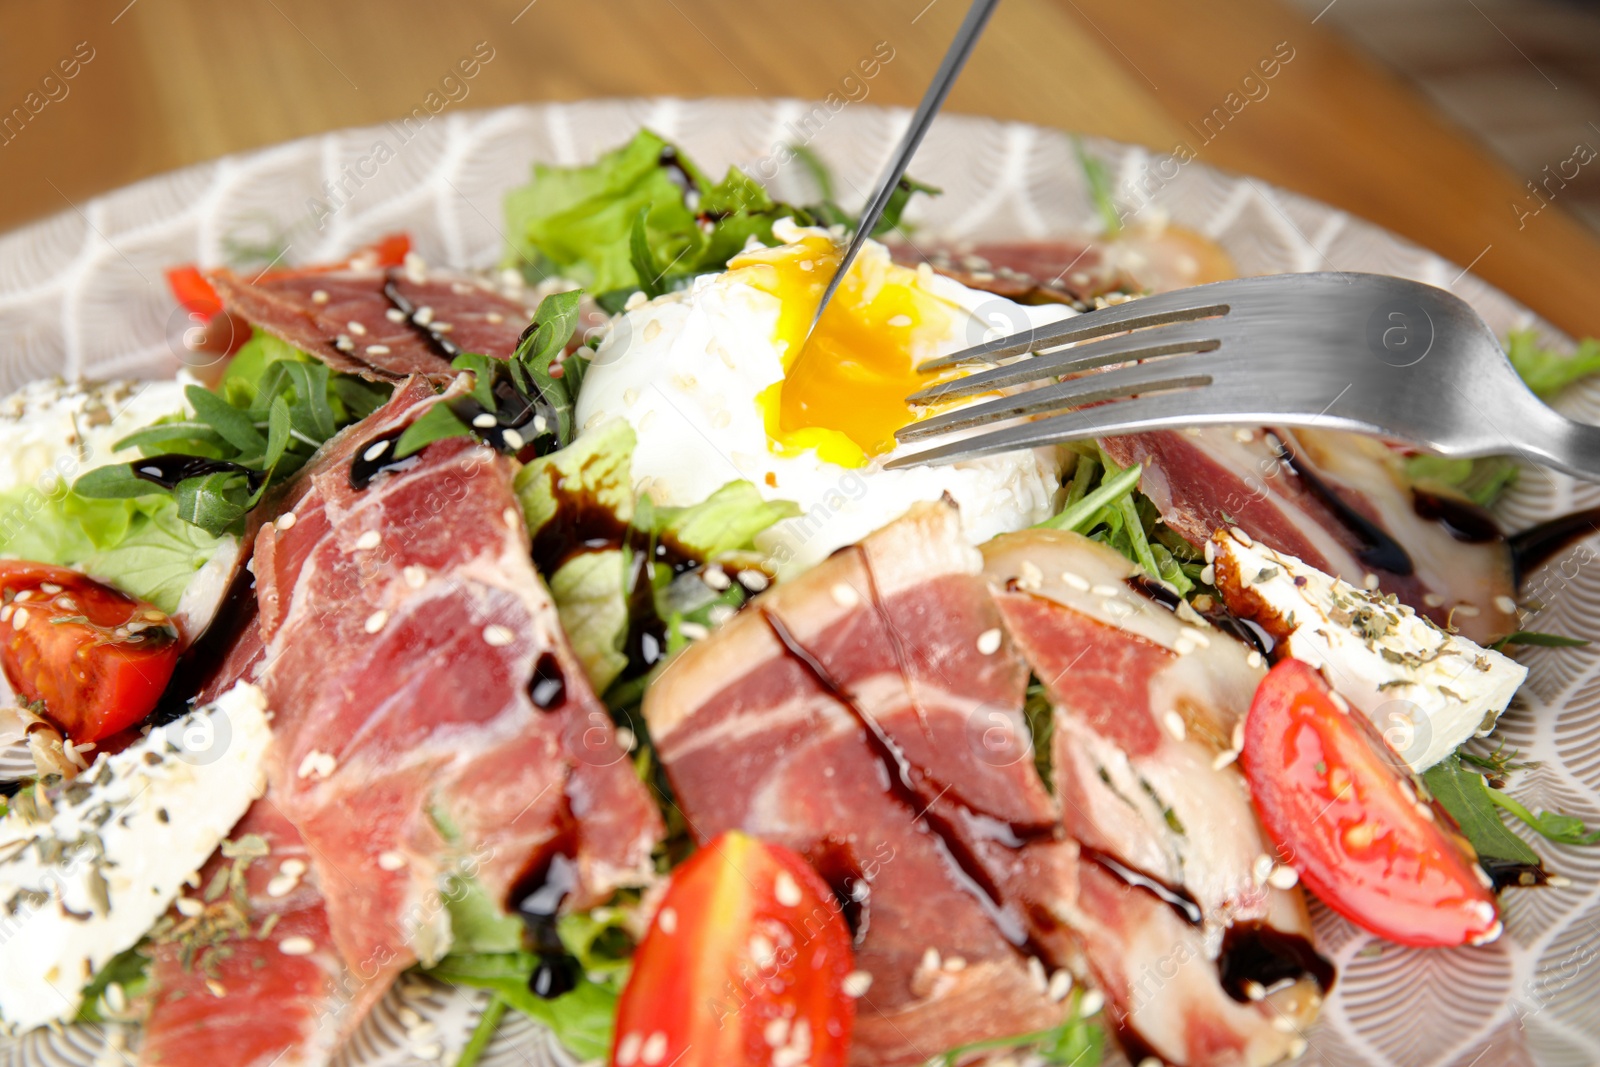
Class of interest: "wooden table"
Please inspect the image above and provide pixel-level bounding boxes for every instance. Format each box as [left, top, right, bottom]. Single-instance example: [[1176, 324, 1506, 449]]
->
[[3, 0, 1596, 339]]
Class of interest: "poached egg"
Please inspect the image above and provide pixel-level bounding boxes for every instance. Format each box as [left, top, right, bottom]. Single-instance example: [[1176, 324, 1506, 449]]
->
[[576, 220, 1073, 574]]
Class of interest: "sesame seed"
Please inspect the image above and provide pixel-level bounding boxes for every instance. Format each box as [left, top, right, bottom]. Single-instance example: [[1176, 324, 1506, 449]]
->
[[1243, 979, 1266, 1001], [280, 859, 307, 877], [922, 947, 942, 973], [1423, 593, 1445, 607], [1272, 1015, 1296, 1033], [1548, 873, 1573, 888], [0, 605, 10, 623], [297, 749, 337, 780], [356, 530, 381, 549], [616, 1032, 642, 1066], [483, 624, 515, 647], [657, 906, 677, 934], [378, 851, 407, 871], [843, 971, 873, 997], [1019, 561, 1044, 590], [276, 511, 297, 530], [1089, 583, 1121, 598], [385, 308, 406, 323], [830, 582, 859, 607], [1212, 748, 1239, 770], [403, 565, 427, 589], [39, 583, 59, 594], [774, 871, 802, 907], [413, 306, 434, 326], [347, 321, 367, 336], [502, 428, 525, 450], [1268, 865, 1300, 889], [1028, 956, 1048, 994], [1455, 604, 1482, 618], [1246, 650, 1264, 669], [616, 726, 638, 751], [335, 335, 354, 352], [206, 980, 227, 997], [944, 955, 967, 972], [1204, 539, 1217, 564], [1252, 854, 1275, 884], [266, 874, 299, 898], [472, 413, 497, 429], [311, 289, 329, 304], [1363, 572, 1380, 591], [1229, 528, 1253, 547], [738, 570, 769, 592], [486, 312, 504, 324], [278, 936, 316, 956], [432, 322, 453, 333], [640, 1031, 668, 1065], [9, 607, 26, 629], [1174, 637, 1197, 656], [1200, 564, 1216, 585], [1060, 571, 1090, 591], [1163, 710, 1187, 742], [644, 319, 663, 342], [175, 897, 205, 917], [1078, 989, 1105, 1016], [1047, 969, 1073, 1002], [976, 628, 1002, 655], [363, 440, 390, 462], [702, 566, 732, 592]]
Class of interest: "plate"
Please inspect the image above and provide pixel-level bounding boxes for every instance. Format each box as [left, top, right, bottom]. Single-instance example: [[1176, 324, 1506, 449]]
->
[[1, 97, 1598, 1067]]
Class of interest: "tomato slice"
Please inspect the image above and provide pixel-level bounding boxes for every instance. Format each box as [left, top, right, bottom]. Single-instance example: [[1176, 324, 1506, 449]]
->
[[0, 562, 181, 743], [166, 265, 224, 319], [1241, 659, 1499, 947], [612, 831, 856, 1067]]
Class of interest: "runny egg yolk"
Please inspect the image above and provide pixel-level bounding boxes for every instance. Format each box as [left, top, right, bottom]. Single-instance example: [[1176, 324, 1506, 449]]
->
[[731, 232, 959, 468]]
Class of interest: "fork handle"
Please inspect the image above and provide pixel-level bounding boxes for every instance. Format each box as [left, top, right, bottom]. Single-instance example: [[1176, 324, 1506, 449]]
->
[[1513, 401, 1600, 482]]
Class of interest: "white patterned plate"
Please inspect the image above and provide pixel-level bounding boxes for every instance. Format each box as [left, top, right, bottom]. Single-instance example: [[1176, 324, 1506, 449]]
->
[[0, 98, 1596, 1067]]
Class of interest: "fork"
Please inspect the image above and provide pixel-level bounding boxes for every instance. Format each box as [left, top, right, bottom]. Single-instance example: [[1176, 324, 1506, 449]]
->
[[885, 271, 1600, 480]]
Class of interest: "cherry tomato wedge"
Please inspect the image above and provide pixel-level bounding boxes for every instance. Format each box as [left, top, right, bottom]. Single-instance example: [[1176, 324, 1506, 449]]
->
[[612, 831, 856, 1067], [1241, 659, 1499, 947], [164, 232, 412, 319], [0, 562, 181, 743], [165, 265, 224, 319]]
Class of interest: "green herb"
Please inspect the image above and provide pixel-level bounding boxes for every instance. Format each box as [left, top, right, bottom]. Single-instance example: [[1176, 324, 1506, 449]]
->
[[72, 334, 390, 537], [1489, 631, 1590, 651], [1484, 785, 1600, 846], [76, 944, 151, 1023], [1075, 136, 1122, 237], [1023, 680, 1056, 791], [452, 995, 507, 1067], [935, 987, 1104, 1066], [1459, 742, 1533, 778], [1038, 461, 1143, 534], [1505, 330, 1600, 399], [1422, 755, 1543, 871], [427, 952, 618, 1062], [1402, 453, 1519, 509]]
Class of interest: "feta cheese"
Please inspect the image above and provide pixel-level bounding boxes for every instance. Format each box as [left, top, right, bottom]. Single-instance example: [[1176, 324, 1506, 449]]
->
[[0, 377, 188, 498], [1211, 531, 1526, 770], [0, 682, 273, 1032]]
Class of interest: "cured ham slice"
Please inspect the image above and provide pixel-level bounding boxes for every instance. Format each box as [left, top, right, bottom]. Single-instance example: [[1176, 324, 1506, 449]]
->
[[645, 502, 1077, 1066], [251, 375, 660, 984], [1101, 427, 1517, 644], [140, 802, 355, 1067], [645, 501, 1329, 1066], [207, 268, 534, 382], [983, 527, 1331, 1065]]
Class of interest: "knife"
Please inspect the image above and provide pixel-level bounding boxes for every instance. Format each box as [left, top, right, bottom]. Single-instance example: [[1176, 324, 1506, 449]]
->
[[804, 0, 1002, 344]]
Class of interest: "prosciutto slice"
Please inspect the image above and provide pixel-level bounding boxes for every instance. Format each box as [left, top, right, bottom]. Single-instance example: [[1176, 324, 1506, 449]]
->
[[250, 375, 661, 980], [1101, 426, 1517, 644], [983, 529, 1330, 1062], [645, 501, 1329, 1066], [139, 802, 355, 1067], [207, 268, 535, 382], [646, 502, 1077, 1065]]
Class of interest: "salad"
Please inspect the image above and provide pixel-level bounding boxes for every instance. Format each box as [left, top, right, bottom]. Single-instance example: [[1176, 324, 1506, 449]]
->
[[0, 128, 1597, 1067]]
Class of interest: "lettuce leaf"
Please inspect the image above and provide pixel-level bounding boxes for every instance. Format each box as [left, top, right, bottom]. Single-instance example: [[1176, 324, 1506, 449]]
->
[[1506, 330, 1600, 399], [0, 481, 224, 614], [504, 129, 938, 309], [641, 480, 799, 558], [427, 951, 617, 1062]]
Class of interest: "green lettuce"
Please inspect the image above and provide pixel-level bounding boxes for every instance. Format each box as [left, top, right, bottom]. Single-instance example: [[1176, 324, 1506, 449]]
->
[[514, 418, 797, 694], [0, 480, 225, 614], [504, 129, 938, 310], [1506, 330, 1600, 399]]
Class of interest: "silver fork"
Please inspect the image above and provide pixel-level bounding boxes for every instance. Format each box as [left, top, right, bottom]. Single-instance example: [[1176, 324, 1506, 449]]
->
[[885, 271, 1600, 480]]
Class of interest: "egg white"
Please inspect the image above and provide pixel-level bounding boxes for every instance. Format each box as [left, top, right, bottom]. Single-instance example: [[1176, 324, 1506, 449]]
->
[[575, 221, 1075, 576]]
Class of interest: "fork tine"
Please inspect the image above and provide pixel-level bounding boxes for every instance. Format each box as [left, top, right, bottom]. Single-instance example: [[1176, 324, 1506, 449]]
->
[[907, 319, 1225, 404], [915, 293, 1232, 375], [897, 361, 1214, 442], [883, 392, 1223, 469]]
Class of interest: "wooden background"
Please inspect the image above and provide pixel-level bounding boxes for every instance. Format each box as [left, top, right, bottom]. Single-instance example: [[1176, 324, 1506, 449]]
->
[[1, 0, 1595, 338]]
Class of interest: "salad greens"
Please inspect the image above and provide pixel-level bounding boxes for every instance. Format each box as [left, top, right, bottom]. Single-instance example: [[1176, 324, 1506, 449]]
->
[[513, 416, 798, 695], [504, 129, 938, 312], [0, 476, 225, 614], [71, 334, 389, 537], [1506, 329, 1600, 399], [934, 987, 1104, 1066]]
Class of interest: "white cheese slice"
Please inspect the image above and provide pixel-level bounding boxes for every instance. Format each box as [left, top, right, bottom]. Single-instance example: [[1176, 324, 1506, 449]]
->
[[0, 681, 273, 1034], [1210, 529, 1525, 771], [0, 376, 189, 497]]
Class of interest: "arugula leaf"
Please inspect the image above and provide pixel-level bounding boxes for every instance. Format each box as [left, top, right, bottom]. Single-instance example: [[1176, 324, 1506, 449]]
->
[[1484, 785, 1600, 846], [1038, 460, 1143, 534], [443, 874, 526, 955], [1422, 755, 1543, 871], [76, 944, 150, 1023], [1490, 630, 1590, 651], [1075, 136, 1122, 237], [393, 400, 472, 461], [453, 995, 507, 1067], [871, 176, 941, 238], [1506, 330, 1600, 399], [936, 987, 1104, 1066]]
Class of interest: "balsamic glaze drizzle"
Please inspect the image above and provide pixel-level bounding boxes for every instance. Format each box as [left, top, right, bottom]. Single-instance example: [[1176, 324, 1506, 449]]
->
[[347, 427, 417, 490], [1508, 506, 1600, 587], [382, 274, 460, 361], [1079, 845, 1202, 926], [132, 455, 264, 492], [1268, 433, 1414, 576], [510, 848, 581, 999], [761, 608, 1055, 962], [529, 652, 567, 710], [1216, 920, 1335, 1001]]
